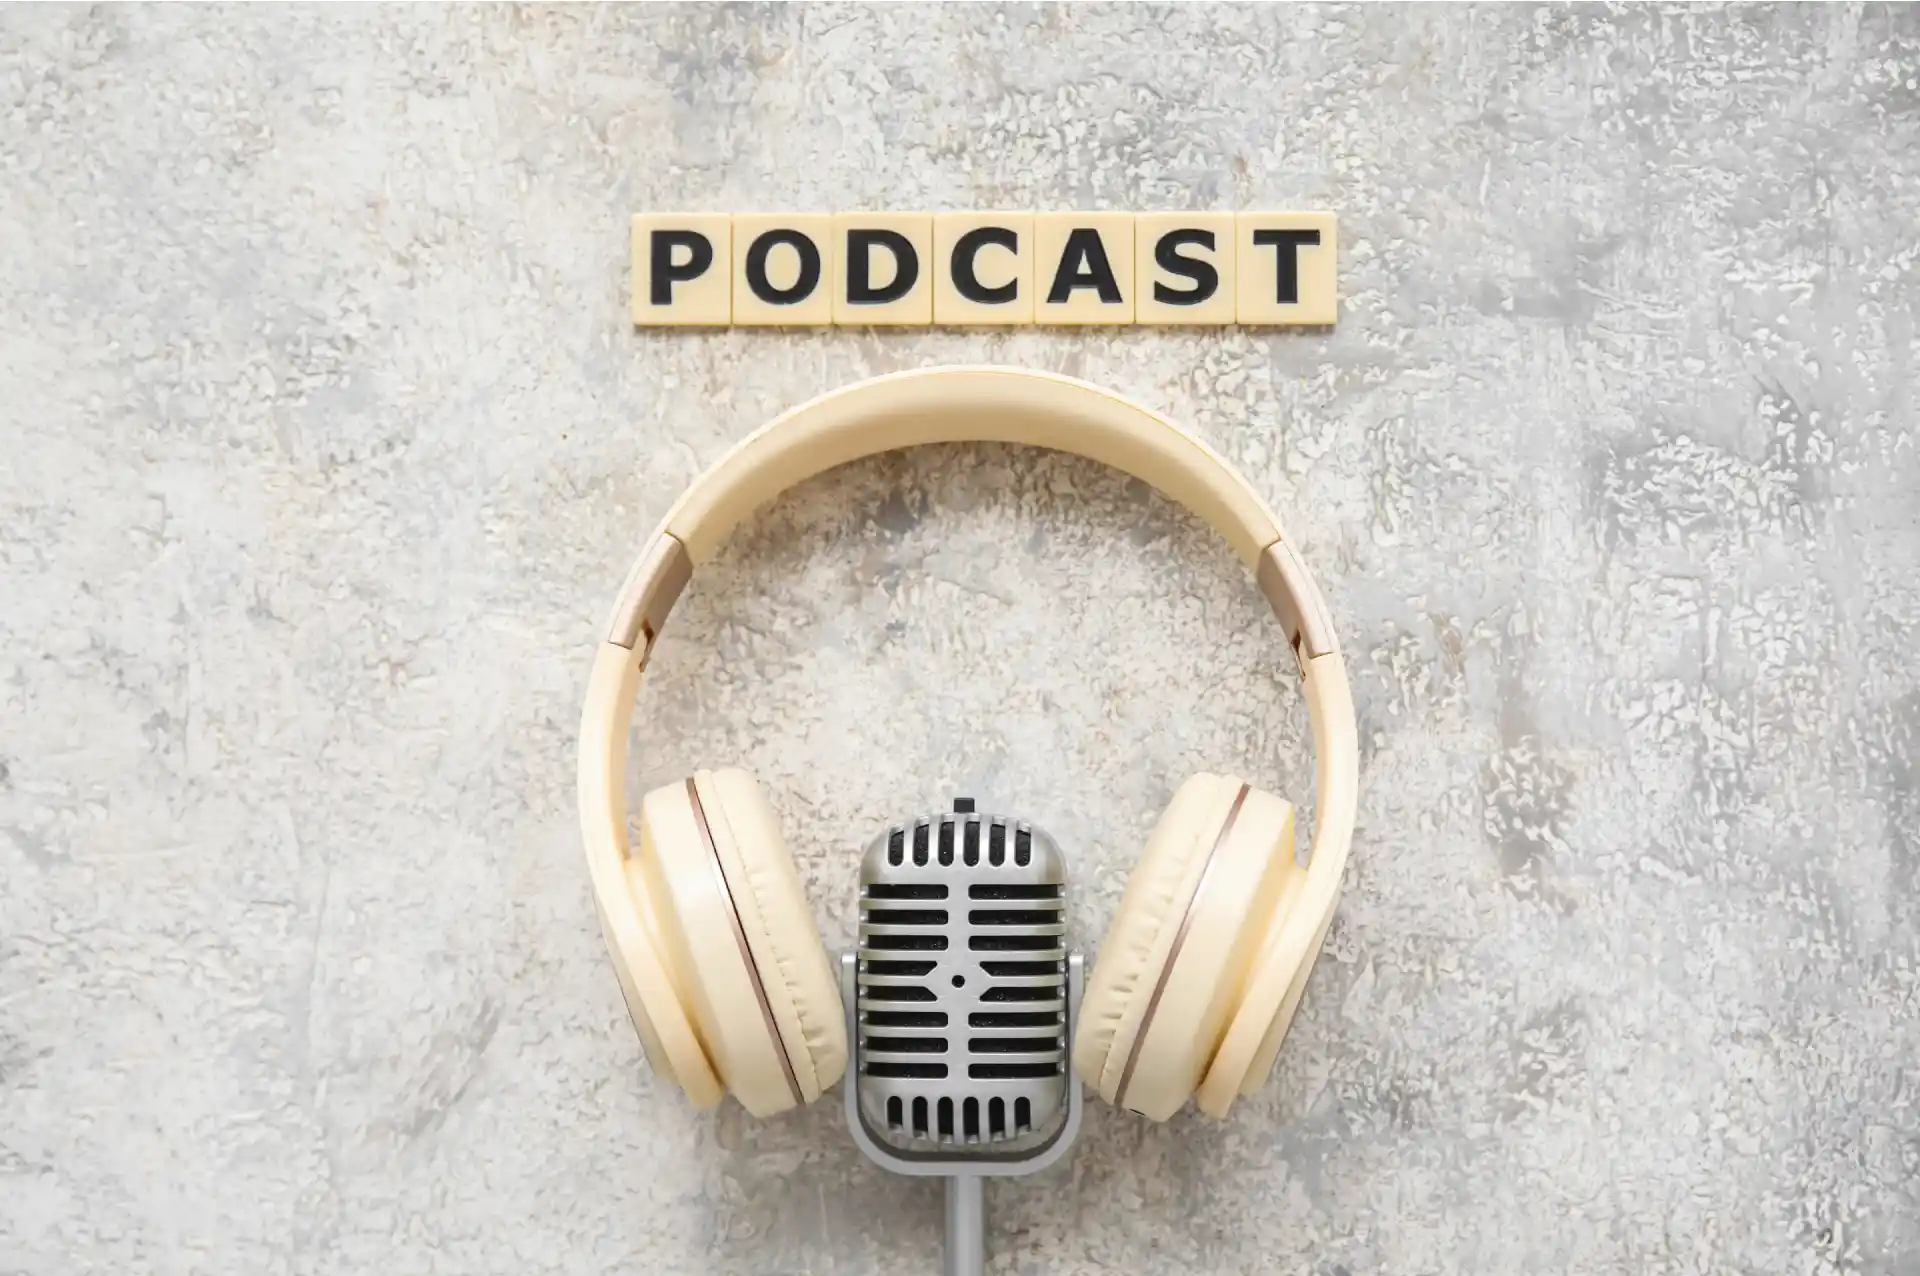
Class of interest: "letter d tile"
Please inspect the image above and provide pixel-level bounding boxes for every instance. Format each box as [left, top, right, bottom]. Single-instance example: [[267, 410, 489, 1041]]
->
[[833, 213, 934, 325]]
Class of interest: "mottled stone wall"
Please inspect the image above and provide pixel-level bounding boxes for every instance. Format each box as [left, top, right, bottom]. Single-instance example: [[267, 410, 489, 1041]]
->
[[2, 5, 1916, 1274]]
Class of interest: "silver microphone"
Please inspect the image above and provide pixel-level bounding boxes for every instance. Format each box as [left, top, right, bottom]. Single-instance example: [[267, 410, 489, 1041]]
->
[[840, 799, 1084, 1275]]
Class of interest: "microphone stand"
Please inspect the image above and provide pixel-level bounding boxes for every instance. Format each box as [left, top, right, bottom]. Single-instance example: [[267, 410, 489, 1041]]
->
[[841, 953, 1085, 1276], [944, 1174, 985, 1276]]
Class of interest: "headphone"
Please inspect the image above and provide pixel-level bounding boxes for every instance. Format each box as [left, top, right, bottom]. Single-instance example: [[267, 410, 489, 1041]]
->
[[579, 366, 1359, 1123]]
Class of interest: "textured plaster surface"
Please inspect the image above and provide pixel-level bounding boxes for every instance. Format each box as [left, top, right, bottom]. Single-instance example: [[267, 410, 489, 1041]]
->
[[3, 4, 1919, 1274]]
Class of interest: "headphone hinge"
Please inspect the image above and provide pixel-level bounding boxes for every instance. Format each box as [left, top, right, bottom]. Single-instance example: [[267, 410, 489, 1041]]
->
[[1257, 538, 1337, 679], [608, 532, 694, 653]]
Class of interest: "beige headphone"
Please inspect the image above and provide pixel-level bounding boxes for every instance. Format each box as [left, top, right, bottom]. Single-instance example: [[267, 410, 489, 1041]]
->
[[579, 366, 1359, 1123]]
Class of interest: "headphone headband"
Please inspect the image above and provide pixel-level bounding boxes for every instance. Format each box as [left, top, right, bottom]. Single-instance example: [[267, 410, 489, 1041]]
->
[[579, 366, 1358, 1111]]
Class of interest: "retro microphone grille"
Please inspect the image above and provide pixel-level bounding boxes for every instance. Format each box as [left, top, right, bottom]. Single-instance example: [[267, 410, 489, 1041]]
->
[[856, 807, 1068, 1151]]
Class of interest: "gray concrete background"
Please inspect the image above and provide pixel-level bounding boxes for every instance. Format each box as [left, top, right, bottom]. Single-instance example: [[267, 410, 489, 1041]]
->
[[3, 4, 1918, 1274]]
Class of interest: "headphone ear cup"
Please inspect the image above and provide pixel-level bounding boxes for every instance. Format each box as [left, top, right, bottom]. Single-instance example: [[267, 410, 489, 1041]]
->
[[595, 855, 724, 1110], [1194, 886, 1333, 1119], [634, 772, 845, 1117], [1074, 774, 1301, 1121]]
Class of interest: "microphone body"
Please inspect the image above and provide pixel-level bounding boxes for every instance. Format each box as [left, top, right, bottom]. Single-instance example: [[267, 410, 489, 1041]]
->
[[843, 800, 1084, 1175]]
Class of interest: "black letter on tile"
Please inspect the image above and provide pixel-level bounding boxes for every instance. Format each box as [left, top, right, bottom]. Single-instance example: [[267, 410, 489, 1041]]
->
[[952, 227, 1019, 304], [1152, 229, 1218, 304], [650, 230, 714, 305], [846, 229, 920, 305], [1251, 228, 1321, 304], [746, 229, 823, 304], [1046, 229, 1123, 304]]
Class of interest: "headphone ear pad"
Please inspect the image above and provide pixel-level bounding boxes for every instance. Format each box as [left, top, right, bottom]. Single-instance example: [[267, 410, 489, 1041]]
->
[[694, 769, 848, 1098], [635, 772, 845, 1116], [633, 779, 791, 1116], [633, 767, 844, 1112], [1074, 774, 1300, 1120]]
